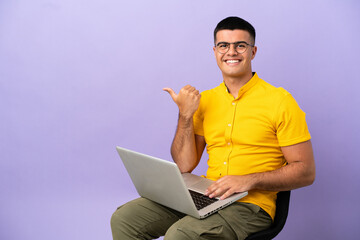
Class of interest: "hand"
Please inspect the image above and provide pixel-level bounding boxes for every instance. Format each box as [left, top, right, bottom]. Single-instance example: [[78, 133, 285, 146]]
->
[[205, 175, 256, 200], [163, 85, 201, 119]]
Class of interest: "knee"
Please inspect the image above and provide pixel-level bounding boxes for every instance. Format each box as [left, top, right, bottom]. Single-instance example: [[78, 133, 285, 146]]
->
[[110, 207, 123, 229], [110, 199, 141, 229], [110, 206, 125, 232], [110, 205, 135, 239]]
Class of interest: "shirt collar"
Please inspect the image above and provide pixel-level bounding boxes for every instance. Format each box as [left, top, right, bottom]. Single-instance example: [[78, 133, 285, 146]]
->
[[220, 72, 260, 100]]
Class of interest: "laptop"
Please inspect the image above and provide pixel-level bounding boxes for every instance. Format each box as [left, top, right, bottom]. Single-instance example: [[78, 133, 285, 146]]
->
[[116, 146, 248, 219]]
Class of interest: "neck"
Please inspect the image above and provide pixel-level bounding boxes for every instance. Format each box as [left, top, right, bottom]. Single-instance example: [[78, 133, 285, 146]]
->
[[223, 71, 254, 98]]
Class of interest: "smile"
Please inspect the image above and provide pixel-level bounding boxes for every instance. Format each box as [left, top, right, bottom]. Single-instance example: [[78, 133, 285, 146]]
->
[[224, 59, 241, 64]]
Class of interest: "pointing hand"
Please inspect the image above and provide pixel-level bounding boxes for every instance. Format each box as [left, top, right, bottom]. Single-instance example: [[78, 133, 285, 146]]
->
[[163, 85, 201, 119]]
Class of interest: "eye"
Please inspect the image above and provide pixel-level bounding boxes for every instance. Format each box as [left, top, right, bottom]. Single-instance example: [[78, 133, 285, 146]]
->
[[236, 43, 246, 48], [217, 43, 229, 48]]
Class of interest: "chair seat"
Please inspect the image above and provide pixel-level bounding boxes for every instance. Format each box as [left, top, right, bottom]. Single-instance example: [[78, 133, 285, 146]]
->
[[245, 191, 291, 240]]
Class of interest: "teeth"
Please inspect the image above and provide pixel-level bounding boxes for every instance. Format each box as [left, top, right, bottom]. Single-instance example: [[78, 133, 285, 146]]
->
[[226, 60, 239, 63]]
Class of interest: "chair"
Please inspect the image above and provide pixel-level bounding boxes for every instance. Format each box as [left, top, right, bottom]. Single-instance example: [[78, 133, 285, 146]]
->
[[245, 191, 291, 240]]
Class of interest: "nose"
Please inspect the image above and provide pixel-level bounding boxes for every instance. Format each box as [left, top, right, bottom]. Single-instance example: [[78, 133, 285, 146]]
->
[[227, 43, 238, 56]]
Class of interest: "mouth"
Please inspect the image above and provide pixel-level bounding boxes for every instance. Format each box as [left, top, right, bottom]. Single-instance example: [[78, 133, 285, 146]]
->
[[224, 59, 241, 64]]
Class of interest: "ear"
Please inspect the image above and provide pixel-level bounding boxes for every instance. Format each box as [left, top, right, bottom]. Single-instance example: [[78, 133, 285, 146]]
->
[[251, 46, 257, 60]]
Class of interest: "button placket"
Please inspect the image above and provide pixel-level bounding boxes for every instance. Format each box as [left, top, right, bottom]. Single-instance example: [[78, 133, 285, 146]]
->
[[223, 100, 237, 175]]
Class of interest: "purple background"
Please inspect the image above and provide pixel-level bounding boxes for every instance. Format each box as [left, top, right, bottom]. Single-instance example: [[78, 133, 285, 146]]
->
[[1, 0, 359, 239]]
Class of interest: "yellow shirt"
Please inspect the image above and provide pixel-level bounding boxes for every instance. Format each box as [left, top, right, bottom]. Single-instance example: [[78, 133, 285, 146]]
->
[[193, 73, 311, 220]]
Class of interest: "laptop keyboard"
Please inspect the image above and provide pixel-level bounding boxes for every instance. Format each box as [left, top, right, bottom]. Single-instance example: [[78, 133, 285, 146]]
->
[[189, 189, 219, 210]]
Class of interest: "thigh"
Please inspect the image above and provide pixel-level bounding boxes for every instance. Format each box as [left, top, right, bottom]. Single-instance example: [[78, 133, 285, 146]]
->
[[217, 202, 272, 239], [164, 202, 272, 240], [164, 213, 237, 240], [111, 198, 185, 240]]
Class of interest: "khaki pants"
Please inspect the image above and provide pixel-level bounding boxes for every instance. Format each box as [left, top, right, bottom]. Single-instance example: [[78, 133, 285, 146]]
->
[[111, 198, 272, 240]]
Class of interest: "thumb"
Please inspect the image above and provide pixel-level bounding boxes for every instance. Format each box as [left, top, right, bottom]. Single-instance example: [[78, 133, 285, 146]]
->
[[163, 87, 177, 101]]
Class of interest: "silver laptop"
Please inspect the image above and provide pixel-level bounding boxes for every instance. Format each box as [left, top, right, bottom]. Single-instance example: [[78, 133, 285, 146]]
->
[[116, 146, 248, 219]]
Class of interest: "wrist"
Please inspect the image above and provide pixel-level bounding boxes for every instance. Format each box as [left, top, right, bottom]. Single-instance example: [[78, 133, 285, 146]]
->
[[248, 173, 262, 190], [178, 112, 193, 122]]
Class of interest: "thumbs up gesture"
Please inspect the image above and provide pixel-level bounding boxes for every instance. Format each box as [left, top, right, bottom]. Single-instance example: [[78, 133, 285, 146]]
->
[[163, 85, 201, 119]]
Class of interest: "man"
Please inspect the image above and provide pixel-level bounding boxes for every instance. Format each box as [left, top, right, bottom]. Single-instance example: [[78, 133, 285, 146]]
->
[[111, 16, 315, 240]]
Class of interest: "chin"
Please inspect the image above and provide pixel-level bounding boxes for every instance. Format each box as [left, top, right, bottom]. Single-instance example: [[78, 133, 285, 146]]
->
[[224, 71, 245, 78]]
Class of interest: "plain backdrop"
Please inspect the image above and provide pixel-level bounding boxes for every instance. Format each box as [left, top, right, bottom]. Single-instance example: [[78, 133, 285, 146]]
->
[[1, 0, 359, 239]]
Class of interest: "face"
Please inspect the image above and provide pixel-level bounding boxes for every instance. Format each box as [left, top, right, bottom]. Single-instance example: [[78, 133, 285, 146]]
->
[[213, 29, 257, 80]]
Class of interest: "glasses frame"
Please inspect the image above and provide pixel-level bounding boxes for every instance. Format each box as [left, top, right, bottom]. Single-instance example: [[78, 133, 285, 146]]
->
[[215, 41, 255, 54]]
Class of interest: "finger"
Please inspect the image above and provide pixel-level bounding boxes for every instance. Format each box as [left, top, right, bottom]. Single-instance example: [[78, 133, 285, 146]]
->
[[183, 85, 193, 90], [209, 187, 227, 199], [208, 178, 232, 198], [205, 182, 218, 196], [189, 87, 200, 95], [205, 188, 211, 196], [182, 85, 198, 94], [207, 184, 227, 198], [163, 87, 177, 101], [220, 188, 234, 200], [187, 86, 196, 92]]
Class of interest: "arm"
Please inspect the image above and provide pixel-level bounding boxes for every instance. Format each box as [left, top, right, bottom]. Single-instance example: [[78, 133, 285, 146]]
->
[[206, 140, 315, 199], [163, 86, 206, 173], [254, 140, 315, 190]]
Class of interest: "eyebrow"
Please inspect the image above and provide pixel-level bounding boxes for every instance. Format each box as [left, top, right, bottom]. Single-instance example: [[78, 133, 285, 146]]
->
[[216, 41, 248, 46]]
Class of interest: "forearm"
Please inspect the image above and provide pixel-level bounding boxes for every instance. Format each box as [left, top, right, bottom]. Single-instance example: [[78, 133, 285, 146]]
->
[[171, 114, 198, 173], [251, 161, 316, 192], [207, 160, 315, 199], [163, 85, 202, 173]]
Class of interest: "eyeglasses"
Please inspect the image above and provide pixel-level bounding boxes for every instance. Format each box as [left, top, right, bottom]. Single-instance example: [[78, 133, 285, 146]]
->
[[215, 41, 254, 54]]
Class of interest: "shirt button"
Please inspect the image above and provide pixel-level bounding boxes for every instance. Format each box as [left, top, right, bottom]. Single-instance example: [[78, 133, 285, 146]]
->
[[232, 102, 235, 106], [224, 162, 227, 165], [227, 142, 231, 145], [228, 123, 231, 127]]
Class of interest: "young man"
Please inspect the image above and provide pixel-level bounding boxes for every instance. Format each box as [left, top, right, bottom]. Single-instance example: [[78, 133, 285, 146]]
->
[[111, 16, 315, 240]]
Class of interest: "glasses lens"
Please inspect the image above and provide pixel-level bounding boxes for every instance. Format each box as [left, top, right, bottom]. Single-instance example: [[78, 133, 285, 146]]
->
[[235, 43, 247, 54], [217, 43, 229, 54]]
